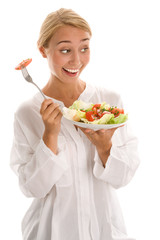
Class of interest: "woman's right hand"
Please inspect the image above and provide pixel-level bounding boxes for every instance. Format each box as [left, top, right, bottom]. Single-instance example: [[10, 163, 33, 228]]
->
[[40, 99, 62, 154], [40, 99, 62, 135]]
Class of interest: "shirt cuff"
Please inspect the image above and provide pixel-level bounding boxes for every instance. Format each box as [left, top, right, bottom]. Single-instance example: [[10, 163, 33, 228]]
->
[[39, 138, 69, 171], [93, 145, 126, 186], [93, 149, 112, 181]]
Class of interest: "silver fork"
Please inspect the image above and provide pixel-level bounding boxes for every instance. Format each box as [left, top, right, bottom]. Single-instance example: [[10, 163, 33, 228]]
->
[[21, 67, 46, 99]]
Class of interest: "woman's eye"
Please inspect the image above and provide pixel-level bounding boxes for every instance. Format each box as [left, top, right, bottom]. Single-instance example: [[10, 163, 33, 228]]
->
[[61, 49, 70, 54], [81, 48, 88, 53]]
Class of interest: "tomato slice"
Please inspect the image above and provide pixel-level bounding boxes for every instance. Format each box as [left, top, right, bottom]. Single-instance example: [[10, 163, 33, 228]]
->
[[92, 104, 101, 115], [15, 58, 32, 70], [109, 107, 124, 117], [86, 111, 95, 121], [92, 104, 101, 109], [99, 111, 111, 118]]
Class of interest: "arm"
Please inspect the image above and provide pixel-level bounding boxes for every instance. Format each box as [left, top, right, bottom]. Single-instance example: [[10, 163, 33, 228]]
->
[[40, 98, 62, 154], [88, 88, 140, 188], [10, 100, 69, 198], [79, 127, 116, 167], [93, 123, 140, 188]]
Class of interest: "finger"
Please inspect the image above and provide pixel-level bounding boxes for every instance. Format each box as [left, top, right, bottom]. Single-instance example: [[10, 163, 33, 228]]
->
[[47, 107, 62, 122], [84, 129, 96, 137], [40, 99, 54, 114], [97, 129, 106, 134], [84, 128, 93, 133], [78, 127, 94, 134], [53, 110, 63, 124], [43, 103, 59, 119]]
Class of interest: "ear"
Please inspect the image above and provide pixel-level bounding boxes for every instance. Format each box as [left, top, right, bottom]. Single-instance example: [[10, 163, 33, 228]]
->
[[39, 47, 47, 58]]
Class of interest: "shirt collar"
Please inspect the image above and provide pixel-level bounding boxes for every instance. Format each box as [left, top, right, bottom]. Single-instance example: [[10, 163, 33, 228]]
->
[[34, 82, 96, 107]]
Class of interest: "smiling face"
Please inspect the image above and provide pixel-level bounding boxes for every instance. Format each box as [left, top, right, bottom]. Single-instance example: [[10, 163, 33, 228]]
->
[[40, 25, 91, 84]]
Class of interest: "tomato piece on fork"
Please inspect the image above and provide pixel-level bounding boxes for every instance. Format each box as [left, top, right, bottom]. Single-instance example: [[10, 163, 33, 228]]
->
[[15, 58, 32, 70]]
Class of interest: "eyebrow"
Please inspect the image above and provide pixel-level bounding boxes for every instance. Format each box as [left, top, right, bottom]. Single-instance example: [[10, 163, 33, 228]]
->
[[57, 38, 90, 45]]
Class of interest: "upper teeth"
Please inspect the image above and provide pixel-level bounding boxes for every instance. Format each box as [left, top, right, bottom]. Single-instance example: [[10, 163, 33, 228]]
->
[[64, 68, 79, 73]]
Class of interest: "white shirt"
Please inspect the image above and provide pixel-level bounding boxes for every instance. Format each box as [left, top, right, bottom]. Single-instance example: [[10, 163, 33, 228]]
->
[[10, 84, 140, 240]]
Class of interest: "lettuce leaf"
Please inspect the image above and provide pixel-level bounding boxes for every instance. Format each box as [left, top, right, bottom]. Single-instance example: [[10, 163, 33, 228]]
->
[[100, 102, 110, 110], [63, 107, 86, 121], [108, 114, 128, 124], [69, 100, 93, 111], [63, 107, 77, 120]]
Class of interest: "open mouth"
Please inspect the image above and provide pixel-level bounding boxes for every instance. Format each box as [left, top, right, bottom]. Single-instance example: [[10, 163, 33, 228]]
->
[[63, 67, 80, 76]]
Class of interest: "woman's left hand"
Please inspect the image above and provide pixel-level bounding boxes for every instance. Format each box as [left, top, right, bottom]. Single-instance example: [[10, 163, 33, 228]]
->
[[78, 127, 120, 167]]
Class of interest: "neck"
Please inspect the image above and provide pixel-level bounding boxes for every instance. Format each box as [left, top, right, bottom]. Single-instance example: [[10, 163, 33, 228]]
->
[[42, 76, 86, 107]]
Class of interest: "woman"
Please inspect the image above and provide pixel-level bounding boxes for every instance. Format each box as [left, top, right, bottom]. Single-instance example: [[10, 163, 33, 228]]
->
[[10, 8, 140, 240]]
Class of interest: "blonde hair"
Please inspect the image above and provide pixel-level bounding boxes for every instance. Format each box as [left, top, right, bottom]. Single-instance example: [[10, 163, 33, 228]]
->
[[37, 8, 92, 49]]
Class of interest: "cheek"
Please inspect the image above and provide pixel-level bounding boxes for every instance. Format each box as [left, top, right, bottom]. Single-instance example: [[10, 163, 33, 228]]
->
[[49, 52, 66, 68], [47, 55, 65, 76], [53, 53, 69, 66], [83, 54, 90, 66], [53, 53, 63, 65]]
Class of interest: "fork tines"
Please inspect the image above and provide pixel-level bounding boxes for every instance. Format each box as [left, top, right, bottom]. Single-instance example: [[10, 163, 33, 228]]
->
[[21, 67, 32, 82]]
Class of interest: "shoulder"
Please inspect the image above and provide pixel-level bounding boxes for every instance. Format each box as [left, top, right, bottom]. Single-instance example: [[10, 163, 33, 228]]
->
[[15, 93, 42, 123]]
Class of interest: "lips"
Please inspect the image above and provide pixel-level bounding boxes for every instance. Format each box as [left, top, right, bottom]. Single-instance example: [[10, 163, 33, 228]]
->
[[62, 67, 81, 77], [63, 68, 79, 73]]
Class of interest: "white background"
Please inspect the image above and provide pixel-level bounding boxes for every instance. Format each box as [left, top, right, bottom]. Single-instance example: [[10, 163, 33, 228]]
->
[[0, 0, 160, 239]]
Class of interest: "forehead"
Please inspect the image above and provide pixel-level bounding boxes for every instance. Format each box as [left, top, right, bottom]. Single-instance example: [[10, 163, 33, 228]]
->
[[50, 25, 90, 45]]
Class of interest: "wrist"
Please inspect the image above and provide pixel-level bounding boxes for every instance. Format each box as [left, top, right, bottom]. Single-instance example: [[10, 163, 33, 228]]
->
[[43, 131, 58, 154], [97, 142, 112, 167], [43, 129, 58, 139], [97, 141, 112, 155]]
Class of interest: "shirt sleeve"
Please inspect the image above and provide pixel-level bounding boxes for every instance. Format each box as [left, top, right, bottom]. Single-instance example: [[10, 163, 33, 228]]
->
[[93, 122, 140, 188], [93, 90, 140, 188], [10, 114, 70, 198]]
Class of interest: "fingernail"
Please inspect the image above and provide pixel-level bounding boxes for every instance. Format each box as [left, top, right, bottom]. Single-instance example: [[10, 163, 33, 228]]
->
[[85, 129, 91, 133]]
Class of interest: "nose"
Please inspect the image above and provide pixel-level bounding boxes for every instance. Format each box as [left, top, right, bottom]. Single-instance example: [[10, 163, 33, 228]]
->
[[69, 51, 81, 66]]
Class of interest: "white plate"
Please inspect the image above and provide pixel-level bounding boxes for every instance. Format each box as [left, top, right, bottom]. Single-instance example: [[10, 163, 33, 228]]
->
[[63, 116, 127, 130]]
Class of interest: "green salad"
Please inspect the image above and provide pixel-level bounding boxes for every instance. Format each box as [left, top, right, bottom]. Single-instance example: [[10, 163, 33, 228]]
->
[[63, 100, 128, 125]]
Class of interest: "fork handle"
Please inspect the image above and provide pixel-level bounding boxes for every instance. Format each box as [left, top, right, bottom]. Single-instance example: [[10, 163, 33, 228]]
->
[[32, 82, 46, 99]]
